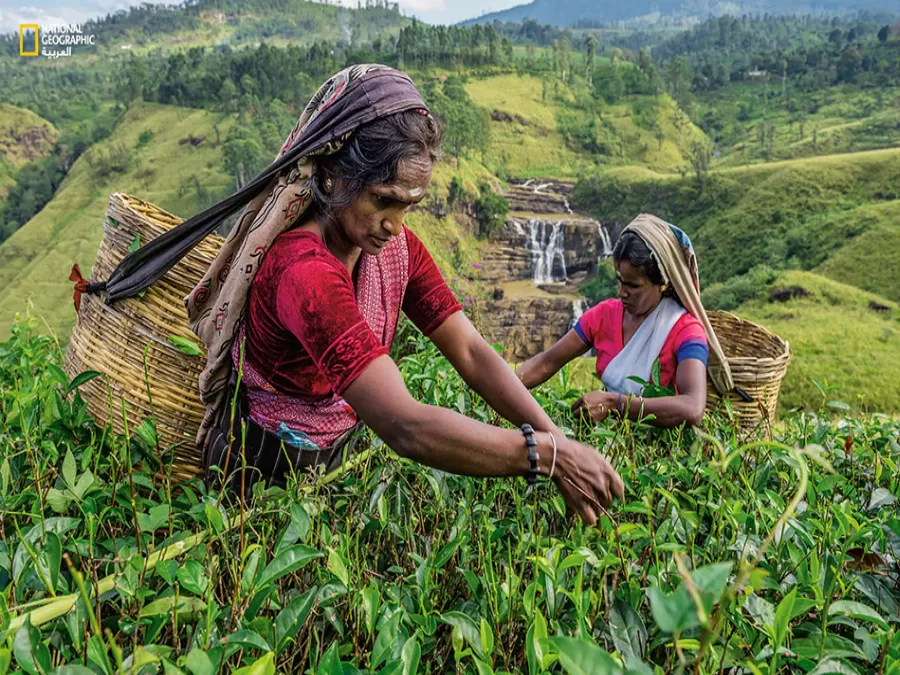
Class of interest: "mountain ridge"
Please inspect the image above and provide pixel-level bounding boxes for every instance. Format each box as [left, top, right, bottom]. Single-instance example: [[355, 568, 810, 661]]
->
[[461, 0, 900, 28]]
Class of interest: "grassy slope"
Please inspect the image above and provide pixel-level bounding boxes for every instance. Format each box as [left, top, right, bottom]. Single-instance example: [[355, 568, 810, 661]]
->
[[465, 74, 589, 178], [0, 102, 235, 341], [577, 147, 900, 295], [815, 202, 900, 303], [700, 83, 900, 166], [0, 103, 58, 196], [464, 74, 706, 177], [736, 271, 900, 413]]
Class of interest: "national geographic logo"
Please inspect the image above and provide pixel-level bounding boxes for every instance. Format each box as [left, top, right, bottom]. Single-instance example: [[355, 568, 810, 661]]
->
[[19, 23, 96, 58], [19, 24, 38, 56]]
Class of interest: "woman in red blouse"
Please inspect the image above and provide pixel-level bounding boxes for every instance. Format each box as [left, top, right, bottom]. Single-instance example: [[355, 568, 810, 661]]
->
[[179, 67, 624, 522], [518, 220, 718, 429]]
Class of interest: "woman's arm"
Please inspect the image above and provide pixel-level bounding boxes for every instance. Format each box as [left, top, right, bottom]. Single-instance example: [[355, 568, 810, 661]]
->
[[572, 359, 708, 428], [516, 330, 591, 389], [428, 312, 562, 433], [342, 354, 624, 523]]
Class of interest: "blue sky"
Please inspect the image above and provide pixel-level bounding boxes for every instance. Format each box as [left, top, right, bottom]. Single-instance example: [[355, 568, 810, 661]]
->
[[0, 0, 526, 33]]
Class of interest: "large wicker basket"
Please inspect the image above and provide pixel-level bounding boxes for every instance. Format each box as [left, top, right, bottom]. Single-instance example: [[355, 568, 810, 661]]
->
[[65, 194, 223, 482], [705, 310, 791, 437]]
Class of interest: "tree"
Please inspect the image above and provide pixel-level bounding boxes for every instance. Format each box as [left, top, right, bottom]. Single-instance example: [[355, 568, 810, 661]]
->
[[501, 37, 513, 64], [584, 35, 599, 87], [424, 80, 491, 167], [878, 25, 890, 43]]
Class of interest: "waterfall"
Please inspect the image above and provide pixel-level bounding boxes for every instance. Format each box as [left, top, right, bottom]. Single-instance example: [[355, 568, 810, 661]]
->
[[512, 220, 525, 237], [528, 219, 567, 283], [570, 297, 589, 325], [597, 223, 613, 257]]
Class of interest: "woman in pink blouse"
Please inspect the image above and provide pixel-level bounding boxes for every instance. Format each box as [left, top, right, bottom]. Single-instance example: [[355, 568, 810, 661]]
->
[[518, 218, 718, 428]]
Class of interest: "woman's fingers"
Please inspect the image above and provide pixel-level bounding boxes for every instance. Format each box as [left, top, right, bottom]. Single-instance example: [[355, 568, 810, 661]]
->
[[558, 478, 597, 525]]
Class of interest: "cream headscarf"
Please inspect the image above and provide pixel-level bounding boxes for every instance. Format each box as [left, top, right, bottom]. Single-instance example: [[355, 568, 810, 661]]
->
[[622, 214, 734, 395]]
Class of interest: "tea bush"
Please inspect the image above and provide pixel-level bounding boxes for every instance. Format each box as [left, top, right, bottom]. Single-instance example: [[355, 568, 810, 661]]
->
[[0, 318, 898, 674]]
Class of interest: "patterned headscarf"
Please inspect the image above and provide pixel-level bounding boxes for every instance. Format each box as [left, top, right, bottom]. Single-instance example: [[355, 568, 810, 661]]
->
[[622, 214, 734, 395], [88, 65, 429, 446]]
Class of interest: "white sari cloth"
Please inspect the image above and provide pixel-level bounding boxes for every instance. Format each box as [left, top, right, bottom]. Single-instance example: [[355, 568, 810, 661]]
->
[[600, 298, 685, 395]]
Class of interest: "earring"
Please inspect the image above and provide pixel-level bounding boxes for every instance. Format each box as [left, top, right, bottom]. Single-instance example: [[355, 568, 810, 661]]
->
[[323, 177, 333, 194], [661, 283, 670, 293]]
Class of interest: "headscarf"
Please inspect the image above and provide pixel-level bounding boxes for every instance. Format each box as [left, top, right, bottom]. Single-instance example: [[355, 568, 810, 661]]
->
[[85, 65, 430, 446], [622, 214, 734, 396]]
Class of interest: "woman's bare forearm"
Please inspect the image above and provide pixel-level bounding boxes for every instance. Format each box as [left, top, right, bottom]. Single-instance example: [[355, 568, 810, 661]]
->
[[516, 353, 555, 389], [387, 401, 557, 477], [456, 337, 559, 432], [619, 393, 705, 428]]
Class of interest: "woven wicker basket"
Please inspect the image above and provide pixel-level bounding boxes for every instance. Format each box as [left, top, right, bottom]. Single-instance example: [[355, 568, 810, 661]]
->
[[65, 194, 223, 482], [705, 310, 791, 437]]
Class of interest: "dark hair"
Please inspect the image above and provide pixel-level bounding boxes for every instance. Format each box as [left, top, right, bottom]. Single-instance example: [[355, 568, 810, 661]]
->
[[311, 109, 443, 230], [612, 231, 664, 285]]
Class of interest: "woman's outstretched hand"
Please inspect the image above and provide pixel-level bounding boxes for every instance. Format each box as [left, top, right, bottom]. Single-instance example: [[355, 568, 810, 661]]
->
[[571, 391, 620, 425], [549, 434, 624, 524]]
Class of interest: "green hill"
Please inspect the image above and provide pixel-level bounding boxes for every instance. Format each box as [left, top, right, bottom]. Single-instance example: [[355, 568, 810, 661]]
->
[[465, 74, 708, 177], [2, 1, 409, 63], [462, 0, 897, 27], [0, 102, 236, 341], [0, 104, 57, 197], [573, 147, 900, 299], [735, 271, 900, 412]]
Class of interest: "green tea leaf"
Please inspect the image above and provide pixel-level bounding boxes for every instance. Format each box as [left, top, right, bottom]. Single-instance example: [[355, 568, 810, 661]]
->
[[241, 547, 262, 595], [867, 487, 897, 512], [87, 634, 113, 675], [140, 596, 207, 619], [62, 448, 76, 489], [68, 370, 103, 392], [138, 503, 170, 533], [610, 598, 647, 662], [184, 648, 215, 675], [829, 600, 889, 630], [542, 637, 622, 675], [792, 635, 866, 661], [317, 642, 342, 675], [128, 234, 141, 252], [169, 335, 204, 356], [177, 559, 209, 596], [237, 652, 275, 675], [480, 618, 494, 658], [772, 587, 797, 654], [361, 583, 382, 638], [223, 629, 272, 654], [326, 547, 350, 587], [257, 545, 322, 588], [275, 588, 316, 652], [440, 611, 483, 659], [372, 611, 401, 668], [40, 532, 61, 592], [806, 659, 860, 675], [13, 617, 50, 675], [400, 635, 421, 675]]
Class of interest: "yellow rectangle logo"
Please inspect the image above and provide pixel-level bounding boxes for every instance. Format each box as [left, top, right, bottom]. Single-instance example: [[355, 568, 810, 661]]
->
[[20, 24, 39, 56]]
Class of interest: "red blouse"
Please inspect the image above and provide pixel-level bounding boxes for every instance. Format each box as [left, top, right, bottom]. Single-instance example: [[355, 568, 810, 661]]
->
[[575, 298, 709, 389], [244, 226, 461, 400]]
